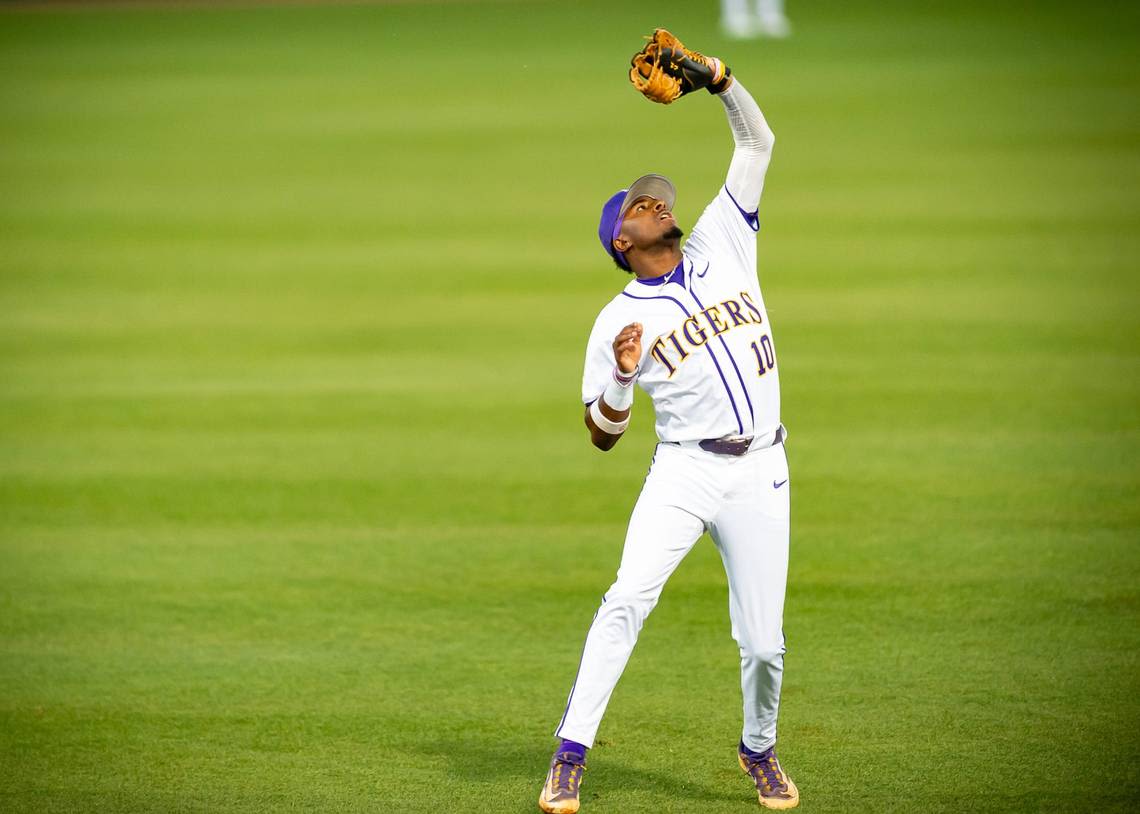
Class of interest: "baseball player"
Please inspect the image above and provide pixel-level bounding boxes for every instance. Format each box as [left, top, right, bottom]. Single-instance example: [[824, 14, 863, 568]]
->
[[537, 32, 797, 813], [722, 0, 792, 39]]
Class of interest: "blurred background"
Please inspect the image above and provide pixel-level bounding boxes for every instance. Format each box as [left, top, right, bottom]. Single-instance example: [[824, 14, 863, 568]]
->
[[1, 0, 1137, 811]]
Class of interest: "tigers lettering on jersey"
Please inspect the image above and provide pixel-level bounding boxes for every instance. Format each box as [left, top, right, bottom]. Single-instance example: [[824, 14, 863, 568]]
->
[[648, 291, 766, 377]]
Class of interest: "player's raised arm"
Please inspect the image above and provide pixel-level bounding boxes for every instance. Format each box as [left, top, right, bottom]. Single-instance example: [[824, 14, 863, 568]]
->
[[627, 28, 774, 216], [716, 79, 775, 215], [584, 323, 643, 451]]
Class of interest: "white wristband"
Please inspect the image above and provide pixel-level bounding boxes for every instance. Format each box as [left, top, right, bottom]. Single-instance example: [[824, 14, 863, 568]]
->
[[589, 398, 630, 435], [603, 365, 638, 412]]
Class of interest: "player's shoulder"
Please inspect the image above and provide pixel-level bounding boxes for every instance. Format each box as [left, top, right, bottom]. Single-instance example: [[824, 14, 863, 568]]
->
[[598, 287, 634, 314], [691, 185, 760, 239], [588, 287, 636, 333]]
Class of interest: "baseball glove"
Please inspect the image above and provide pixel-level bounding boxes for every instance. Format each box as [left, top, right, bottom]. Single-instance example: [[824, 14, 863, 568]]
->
[[629, 28, 732, 105]]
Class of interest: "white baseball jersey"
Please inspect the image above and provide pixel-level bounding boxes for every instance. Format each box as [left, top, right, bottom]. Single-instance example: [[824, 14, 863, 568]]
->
[[581, 186, 779, 443], [553, 80, 789, 758]]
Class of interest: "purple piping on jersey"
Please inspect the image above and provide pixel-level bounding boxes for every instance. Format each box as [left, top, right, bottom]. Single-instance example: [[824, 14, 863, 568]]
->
[[724, 185, 760, 231], [687, 283, 756, 433], [620, 289, 744, 436], [634, 260, 685, 288]]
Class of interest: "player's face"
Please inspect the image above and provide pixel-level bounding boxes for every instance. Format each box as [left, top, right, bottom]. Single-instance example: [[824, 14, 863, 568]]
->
[[618, 195, 683, 250]]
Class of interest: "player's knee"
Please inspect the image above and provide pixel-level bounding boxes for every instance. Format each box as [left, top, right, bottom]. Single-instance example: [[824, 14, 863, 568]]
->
[[739, 641, 785, 668], [597, 589, 657, 629]]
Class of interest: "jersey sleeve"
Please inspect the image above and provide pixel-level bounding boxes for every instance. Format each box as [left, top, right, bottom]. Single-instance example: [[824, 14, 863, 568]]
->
[[581, 305, 621, 404], [717, 79, 774, 215], [682, 185, 759, 282], [683, 80, 773, 284]]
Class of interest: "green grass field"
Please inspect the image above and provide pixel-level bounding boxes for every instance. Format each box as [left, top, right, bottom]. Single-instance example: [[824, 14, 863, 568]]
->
[[1, 0, 1138, 811]]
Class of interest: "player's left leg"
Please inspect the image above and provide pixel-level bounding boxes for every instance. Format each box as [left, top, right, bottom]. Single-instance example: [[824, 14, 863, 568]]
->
[[755, 0, 792, 38], [709, 441, 790, 752], [708, 442, 798, 808], [721, 0, 758, 39]]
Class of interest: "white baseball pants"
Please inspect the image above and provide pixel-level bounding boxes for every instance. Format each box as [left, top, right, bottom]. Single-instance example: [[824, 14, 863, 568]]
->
[[555, 439, 791, 753]]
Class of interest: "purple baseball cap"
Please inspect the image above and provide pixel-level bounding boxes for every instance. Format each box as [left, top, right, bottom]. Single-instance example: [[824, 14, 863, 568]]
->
[[597, 173, 677, 270]]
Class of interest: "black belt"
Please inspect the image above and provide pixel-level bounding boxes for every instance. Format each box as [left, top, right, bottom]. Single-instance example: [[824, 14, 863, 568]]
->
[[670, 425, 786, 457], [698, 437, 754, 455]]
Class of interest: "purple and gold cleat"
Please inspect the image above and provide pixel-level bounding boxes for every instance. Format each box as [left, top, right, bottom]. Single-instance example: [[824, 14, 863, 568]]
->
[[538, 749, 587, 814], [738, 742, 799, 809]]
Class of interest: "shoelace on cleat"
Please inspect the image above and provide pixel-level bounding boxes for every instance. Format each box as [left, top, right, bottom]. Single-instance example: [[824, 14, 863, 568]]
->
[[745, 753, 786, 794], [549, 754, 586, 796]]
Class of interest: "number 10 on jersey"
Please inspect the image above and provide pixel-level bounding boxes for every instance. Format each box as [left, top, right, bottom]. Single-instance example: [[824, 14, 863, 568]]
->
[[751, 335, 776, 376]]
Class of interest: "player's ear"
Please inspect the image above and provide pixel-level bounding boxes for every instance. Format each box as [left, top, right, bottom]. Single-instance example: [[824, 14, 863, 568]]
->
[[613, 235, 632, 253]]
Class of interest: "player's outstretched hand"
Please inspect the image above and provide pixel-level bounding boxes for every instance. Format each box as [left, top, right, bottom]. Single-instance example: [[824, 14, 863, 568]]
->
[[612, 323, 643, 374]]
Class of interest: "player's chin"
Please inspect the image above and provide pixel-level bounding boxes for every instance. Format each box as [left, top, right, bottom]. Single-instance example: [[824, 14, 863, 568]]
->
[[663, 224, 684, 241]]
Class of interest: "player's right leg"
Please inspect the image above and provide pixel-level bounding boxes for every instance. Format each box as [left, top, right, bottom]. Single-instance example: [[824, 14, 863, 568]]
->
[[540, 445, 716, 813], [553, 500, 706, 748], [721, 0, 758, 39]]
